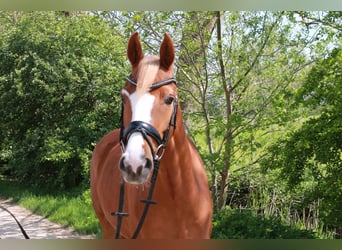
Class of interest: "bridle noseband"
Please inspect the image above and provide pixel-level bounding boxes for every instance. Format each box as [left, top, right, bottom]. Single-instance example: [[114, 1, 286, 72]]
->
[[112, 75, 178, 239]]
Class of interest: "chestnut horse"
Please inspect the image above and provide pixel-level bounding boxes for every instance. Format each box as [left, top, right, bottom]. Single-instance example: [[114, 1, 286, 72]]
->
[[90, 32, 212, 239]]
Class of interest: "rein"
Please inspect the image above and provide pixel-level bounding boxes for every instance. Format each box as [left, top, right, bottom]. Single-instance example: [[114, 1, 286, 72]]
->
[[0, 205, 30, 239], [111, 76, 178, 239]]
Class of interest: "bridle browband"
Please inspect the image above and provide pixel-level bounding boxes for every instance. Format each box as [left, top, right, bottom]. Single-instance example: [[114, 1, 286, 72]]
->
[[125, 75, 177, 90], [111, 75, 178, 239]]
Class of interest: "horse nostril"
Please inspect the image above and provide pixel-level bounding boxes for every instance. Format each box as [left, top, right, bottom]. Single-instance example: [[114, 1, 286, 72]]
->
[[145, 158, 152, 170], [119, 156, 152, 178], [119, 157, 126, 171], [136, 166, 143, 176], [126, 165, 133, 175]]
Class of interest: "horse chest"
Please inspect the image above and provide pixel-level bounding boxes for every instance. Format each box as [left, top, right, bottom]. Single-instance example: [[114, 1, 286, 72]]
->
[[119, 184, 199, 238]]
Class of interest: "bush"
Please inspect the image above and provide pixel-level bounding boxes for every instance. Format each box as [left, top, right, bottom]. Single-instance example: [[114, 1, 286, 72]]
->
[[211, 207, 316, 239], [0, 12, 128, 190]]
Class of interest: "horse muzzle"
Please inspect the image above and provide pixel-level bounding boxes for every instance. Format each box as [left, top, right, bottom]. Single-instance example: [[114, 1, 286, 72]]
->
[[119, 122, 160, 184], [119, 153, 153, 184]]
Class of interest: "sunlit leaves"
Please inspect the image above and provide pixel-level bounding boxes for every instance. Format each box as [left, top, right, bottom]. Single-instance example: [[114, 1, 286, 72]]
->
[[262, 47, 342, 229], [0, 12, 127, 189]]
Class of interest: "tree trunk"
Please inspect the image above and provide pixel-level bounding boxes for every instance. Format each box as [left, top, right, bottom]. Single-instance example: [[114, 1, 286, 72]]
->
[[215, 11, 233, 210], [177, 12, 218, 128], [176, 12, 219, 206]]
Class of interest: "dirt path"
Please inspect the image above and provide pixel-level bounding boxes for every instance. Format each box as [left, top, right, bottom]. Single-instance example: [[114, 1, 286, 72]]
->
[[0, 198, 95, 239]]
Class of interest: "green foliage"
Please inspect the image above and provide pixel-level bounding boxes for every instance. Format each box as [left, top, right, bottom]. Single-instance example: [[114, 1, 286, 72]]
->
[[298, 47, 342, 109], [262, 47, 342, 232], [0, 12, 128, 190], [211, 207, 318, 239]]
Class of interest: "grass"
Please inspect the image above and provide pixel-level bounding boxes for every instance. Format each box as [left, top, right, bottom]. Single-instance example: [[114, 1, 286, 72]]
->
[[0, 176, 101, 238]]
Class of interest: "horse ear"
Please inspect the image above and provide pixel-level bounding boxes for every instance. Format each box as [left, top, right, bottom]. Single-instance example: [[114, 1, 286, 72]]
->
[[127, 32, 143, 67], [159, 33, 175, 70]]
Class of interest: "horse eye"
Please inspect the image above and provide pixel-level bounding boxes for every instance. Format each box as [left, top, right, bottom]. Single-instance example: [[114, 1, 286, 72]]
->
[[164, 96, 174, 105]]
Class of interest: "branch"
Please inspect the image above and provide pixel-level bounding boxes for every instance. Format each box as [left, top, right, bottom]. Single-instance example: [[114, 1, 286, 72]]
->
[[295, 11, 342, 32], [231, 12, 283, 92]]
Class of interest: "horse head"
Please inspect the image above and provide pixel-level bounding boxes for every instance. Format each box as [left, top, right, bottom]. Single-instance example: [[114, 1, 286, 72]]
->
[[119, 32, 178, 184]]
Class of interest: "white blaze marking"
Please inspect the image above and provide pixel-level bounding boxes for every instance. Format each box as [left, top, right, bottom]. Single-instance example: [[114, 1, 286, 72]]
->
[[130, 91, 155, 122], [121, 89, 155, 173]]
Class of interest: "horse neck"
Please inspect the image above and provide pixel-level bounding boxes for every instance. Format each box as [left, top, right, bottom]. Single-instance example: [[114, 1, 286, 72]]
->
[[157, 109, 201, 197]]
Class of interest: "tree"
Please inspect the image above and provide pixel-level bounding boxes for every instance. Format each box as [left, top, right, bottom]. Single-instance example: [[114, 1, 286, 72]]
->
[[0, 12, 127, 189], [203, 11, 320, 210], [262, 47, 342, 234]]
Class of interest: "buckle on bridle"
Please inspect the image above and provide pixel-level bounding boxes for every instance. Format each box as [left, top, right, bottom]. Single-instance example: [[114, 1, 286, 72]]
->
[[154, 144, 166, 161]]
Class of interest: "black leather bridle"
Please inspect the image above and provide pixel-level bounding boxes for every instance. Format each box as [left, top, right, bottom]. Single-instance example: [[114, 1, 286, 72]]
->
[[111, 75, 178, 239]]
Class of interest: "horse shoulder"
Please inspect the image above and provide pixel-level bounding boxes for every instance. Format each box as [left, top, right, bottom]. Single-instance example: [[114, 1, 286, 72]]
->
[[90, 129, 121, 195], [90, 129, 121, 236]]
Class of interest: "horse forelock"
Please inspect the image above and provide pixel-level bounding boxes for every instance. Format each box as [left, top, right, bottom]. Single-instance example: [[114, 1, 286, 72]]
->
[[135, 56, 160, 94]]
